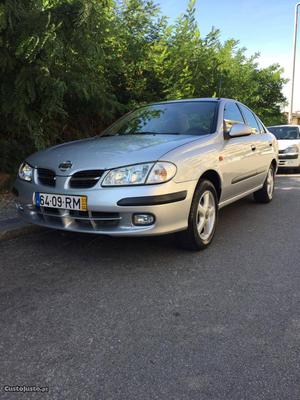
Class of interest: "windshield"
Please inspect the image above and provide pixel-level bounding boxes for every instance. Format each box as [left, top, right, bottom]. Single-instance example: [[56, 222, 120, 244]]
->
[[268, 126, 300, 140], [101, 101, 218, 137]]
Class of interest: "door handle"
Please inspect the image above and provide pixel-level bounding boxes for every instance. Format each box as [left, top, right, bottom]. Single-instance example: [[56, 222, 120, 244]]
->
[[251, 145, 256, 151]]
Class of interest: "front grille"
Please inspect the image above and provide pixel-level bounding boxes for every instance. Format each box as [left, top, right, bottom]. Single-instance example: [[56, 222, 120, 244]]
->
[[38, 168, 56, 187], [69, 210, 89, 218], [34, 206, 121, 230], [69, 170, 104, 189], [42, 207, 60, 215]]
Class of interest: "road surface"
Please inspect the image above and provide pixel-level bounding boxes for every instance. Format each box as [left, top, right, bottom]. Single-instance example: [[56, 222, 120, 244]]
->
[[1, 174, 300, 400]]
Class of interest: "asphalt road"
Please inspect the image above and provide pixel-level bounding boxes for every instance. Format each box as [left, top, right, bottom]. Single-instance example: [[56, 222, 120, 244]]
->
[[1, 174, 300, 400]]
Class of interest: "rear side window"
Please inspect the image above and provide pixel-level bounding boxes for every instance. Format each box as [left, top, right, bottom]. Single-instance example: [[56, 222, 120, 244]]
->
[[239, 105, 260, 134], [224, 102, 244, 133]]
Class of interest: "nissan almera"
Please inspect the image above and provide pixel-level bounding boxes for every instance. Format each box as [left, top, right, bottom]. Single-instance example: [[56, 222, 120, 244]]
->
[[14, 98, 278, 250]]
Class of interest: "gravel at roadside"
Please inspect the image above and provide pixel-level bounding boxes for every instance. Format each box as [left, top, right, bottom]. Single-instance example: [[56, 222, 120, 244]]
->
[[0, 192, 17, 221]]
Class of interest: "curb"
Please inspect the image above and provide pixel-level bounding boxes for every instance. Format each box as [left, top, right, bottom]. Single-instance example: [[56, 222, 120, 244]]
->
[[0, 217, 43, 241]]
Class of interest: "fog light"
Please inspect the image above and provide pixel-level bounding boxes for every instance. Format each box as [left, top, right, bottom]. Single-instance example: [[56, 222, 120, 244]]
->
[[132, 213, 155, 226], [15, 203, 23, 211]]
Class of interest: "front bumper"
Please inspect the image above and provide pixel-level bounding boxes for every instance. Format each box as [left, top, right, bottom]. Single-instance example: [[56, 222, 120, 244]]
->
[[13, 178, 197, 236], [278, 154, 300, 168]]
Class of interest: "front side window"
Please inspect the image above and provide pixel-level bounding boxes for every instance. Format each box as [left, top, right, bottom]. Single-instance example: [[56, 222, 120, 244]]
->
[[101, 102, 218, 137], [223, 102, 244, 133], [239, 105, 260, 134], [256, 117, 266, 134], [268, 126, 300, 140]]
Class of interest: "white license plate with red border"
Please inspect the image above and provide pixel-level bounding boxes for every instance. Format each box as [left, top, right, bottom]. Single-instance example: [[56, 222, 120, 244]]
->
[[35, 192, 87, 211]]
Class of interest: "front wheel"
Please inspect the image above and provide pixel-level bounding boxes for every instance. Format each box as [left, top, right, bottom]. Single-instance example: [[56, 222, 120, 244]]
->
[[177, 180, 218, 251], [253, 165, 275, 203]]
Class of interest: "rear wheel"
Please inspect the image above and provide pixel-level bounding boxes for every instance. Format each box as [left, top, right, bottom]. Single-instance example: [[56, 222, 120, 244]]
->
[[253, 165, 275, 203], [177, 180, 218, 251]]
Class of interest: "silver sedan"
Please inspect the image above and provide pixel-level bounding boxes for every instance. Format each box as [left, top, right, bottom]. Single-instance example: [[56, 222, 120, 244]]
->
[[14, 98, 278, 250]]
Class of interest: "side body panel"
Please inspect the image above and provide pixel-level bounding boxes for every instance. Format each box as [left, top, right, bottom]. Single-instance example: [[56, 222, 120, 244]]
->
[[164, 99, 277, 205]]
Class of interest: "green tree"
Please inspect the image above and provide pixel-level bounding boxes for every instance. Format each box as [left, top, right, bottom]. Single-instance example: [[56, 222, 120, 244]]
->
[[0, 0, 288, 174]]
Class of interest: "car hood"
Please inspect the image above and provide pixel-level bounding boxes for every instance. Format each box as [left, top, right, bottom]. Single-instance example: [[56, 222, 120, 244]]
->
[[27, 134, 202, 174], [277, 139, 300, 150]]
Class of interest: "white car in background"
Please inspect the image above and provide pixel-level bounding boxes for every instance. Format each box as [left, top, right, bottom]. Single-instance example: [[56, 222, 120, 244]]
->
[[267, 125, 300, 172]]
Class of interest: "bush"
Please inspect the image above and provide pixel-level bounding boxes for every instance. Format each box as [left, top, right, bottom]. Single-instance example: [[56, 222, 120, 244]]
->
[[0, 0, 287, 174]]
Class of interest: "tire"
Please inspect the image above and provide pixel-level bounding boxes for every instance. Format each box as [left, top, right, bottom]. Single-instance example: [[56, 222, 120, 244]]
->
[[177, 180, 218, 251], [253, 164, 275, 203]]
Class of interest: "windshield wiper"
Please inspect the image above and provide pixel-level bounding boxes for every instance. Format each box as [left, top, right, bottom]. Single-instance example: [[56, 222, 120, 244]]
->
[[131, 131, 182, 135], [99, 131, 183, 137]]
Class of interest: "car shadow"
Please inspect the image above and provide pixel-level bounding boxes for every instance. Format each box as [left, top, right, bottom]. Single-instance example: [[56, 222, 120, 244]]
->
[[3, 173, 299, 280], [277, 169, 300, 176], [17, 195, 257, 262]]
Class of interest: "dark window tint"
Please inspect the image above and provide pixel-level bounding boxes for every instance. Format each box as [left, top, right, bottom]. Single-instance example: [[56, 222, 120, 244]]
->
[[224, 102, 244, 132], [239, 105, 260, 134], [101, 102, 218, 136], [268, 126, 300, 140]]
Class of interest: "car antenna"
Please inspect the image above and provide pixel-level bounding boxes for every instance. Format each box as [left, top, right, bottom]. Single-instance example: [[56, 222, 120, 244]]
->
[[217, 75, 223, 99]]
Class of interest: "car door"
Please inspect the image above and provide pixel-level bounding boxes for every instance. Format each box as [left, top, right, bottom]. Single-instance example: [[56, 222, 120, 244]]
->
[[220, 101, 259, 202], [254, 116, 276, 178], [238, 104, 270, 187]]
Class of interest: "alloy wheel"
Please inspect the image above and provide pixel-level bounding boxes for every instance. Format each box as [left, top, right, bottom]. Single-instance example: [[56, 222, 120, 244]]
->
[[196, 190, 216, 241], [267, 167, 274, 199]]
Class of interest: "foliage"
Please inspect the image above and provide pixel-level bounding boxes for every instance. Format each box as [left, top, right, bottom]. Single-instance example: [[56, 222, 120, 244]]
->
[[0, 0, 287, 173]]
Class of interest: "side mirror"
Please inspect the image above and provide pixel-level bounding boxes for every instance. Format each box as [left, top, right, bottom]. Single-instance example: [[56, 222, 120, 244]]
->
[[229, 123, 252, 138]]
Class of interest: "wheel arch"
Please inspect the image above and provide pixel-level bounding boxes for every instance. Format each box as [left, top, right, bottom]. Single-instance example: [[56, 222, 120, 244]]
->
[[271, 158, 277, 169], [198, 169, 222, 200]]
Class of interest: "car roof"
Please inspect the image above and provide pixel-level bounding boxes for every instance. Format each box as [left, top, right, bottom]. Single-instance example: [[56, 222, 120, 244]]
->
[[150, 97, 237, 105], [268, 125, 300, 128]]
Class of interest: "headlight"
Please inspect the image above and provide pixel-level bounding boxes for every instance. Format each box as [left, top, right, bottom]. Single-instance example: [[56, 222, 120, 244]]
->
[[102, 162, 177, 186], [18, 162, 33, 182], [283, 145, 299, 154]]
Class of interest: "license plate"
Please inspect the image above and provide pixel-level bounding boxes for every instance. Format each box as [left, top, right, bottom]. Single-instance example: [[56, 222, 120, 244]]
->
[[35, 192, 87, 211]]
